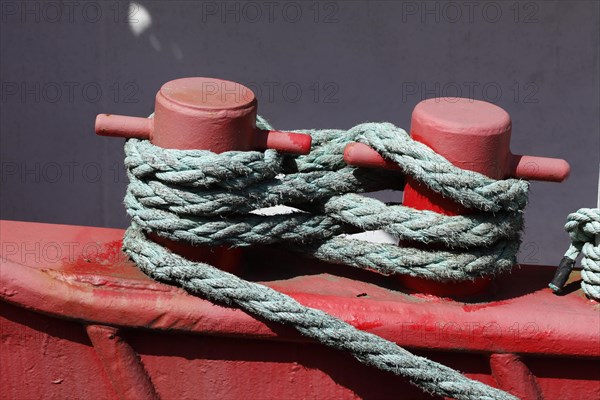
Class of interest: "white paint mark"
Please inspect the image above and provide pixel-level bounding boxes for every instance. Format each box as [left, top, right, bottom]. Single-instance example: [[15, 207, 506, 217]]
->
[[346, 230, 399, 244], [251, 206, 300, 216], [128, 2, 152, 37]]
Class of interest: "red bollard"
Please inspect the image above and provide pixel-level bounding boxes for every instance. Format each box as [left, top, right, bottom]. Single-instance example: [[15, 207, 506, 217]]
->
[[96, 77, 312, 272], [344, 98, 570, 296]]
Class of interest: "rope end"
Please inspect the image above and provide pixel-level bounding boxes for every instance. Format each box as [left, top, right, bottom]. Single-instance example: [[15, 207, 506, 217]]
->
[[549, 256, 576, 293]]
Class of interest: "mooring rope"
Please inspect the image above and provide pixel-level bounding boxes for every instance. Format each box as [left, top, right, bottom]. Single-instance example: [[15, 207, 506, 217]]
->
[[550, 208, 600, 300], [123, 117, 528, 399]]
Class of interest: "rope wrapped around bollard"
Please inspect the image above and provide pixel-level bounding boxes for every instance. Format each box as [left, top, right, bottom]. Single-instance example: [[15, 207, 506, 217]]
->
[[550, 208, 600, 300], [123, 116, 528, 400]]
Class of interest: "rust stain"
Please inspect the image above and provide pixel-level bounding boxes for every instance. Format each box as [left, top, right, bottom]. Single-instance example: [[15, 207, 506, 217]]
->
[[61, 240, 148, 280]]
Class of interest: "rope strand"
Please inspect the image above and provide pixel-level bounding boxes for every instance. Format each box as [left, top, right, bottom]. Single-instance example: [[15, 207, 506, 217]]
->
[[124, 226, 517, 400], [125, 121, 527, 280]]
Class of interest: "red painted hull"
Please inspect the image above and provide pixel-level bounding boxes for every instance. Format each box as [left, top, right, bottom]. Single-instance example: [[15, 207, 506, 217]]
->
[[1, 220, 599, 399]]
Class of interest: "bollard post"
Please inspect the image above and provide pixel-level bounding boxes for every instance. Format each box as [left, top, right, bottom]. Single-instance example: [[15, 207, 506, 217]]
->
[[96, 77, 312, 273], [344, 98, 570, 296]]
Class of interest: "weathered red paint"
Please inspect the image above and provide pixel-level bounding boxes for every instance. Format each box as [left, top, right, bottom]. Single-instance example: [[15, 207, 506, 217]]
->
[[1, 220, 599, 399], [344, 98, 569, 187], [344, 98, 571, 296], [86, 325, 160, 400], [2, 83, 595, 399], [95, 77, 312, 154], [490, 353, 543, 400]]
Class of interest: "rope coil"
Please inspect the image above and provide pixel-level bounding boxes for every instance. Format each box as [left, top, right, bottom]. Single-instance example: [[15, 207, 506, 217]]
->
[[550, 208, 600, 300], [123, 117, 529, 399], [125, 117, 528, 281]]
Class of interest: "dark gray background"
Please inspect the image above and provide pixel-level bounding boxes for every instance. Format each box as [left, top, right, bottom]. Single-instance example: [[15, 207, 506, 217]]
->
[[1, 0, 598, 266]]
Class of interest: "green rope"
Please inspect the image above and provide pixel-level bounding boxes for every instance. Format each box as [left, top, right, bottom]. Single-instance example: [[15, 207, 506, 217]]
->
[[125, 118, 528, 281], [123, 116, 529, 399], [550, 208, 600, 300]]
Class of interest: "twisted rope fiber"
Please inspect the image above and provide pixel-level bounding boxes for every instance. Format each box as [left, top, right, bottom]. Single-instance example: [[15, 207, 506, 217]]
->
[[124, 226, 515, 400], [123, 117, 528, 399], [126, 118, 528, 280], [561, 208, 600, 300]]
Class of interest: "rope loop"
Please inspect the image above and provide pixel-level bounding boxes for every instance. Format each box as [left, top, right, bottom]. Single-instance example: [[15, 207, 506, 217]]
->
[[550, 208, 600, 300], [125, 118, 528, 281]]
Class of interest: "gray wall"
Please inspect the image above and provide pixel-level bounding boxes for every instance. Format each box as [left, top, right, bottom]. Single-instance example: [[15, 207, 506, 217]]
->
[[1, 0, 598, 266]]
